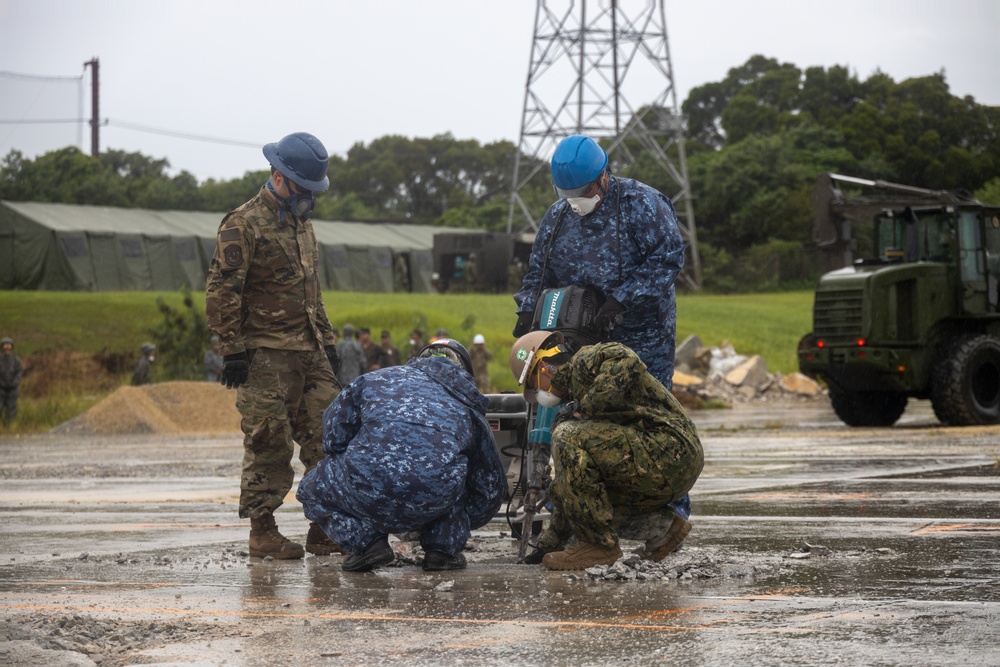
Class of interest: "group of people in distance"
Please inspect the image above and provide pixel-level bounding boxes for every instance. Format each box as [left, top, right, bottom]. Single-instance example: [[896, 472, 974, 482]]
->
[[204, 131, 703, 573]]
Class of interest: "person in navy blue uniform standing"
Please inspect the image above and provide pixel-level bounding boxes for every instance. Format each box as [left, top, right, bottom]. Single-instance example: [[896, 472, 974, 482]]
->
[[296, 338, 506, 572], [513, 133, 693, 524]]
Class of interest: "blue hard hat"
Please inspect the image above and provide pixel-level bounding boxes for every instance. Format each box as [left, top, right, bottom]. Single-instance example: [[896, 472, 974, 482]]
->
[[550, 135, 608, 196], [262, 132, 330, 191]]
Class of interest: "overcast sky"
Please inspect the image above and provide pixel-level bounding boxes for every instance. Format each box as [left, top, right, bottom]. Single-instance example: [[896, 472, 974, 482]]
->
[[1, 0, 997, 183]]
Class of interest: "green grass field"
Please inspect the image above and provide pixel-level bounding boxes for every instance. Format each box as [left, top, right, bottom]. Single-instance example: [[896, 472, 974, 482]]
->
[[0, 289, 816, 432]]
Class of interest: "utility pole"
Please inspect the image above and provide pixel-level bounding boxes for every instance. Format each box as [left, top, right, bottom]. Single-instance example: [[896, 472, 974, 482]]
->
[[84, 58, 99, 157], [507, 0, 702, 288]]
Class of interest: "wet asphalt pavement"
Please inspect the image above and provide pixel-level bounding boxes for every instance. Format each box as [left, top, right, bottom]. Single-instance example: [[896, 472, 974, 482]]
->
[[1, 400, 999, 666]]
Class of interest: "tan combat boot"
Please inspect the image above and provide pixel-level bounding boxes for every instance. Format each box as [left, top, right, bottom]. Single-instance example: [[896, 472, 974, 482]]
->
[[305, 522, 344, 555], [643, 513, 691, 562], [249, 512, 304, 560], [542, 541, 622, 570]]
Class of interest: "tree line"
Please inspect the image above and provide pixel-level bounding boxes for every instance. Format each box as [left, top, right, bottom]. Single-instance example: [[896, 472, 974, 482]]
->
[[3, 55, 998, 291]]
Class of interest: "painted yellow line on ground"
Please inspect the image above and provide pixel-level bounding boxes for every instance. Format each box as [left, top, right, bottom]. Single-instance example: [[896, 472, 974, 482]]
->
[[3, 599, 826, 634], [913, 522, 1000, 535], [103, 522, 246, 531]]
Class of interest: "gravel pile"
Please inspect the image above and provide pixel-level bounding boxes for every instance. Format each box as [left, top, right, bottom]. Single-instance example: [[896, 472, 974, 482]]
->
[[53, 381, 241, 436]]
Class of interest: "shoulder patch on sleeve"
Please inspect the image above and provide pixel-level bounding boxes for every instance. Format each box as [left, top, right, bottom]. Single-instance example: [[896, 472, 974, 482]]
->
[[223, 244, 244, 268], [219, 228, 241, 242]]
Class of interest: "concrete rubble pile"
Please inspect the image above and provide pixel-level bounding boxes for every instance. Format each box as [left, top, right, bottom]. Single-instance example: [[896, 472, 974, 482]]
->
[[671, 334, 825, 405], [576, 548, 787, 582]]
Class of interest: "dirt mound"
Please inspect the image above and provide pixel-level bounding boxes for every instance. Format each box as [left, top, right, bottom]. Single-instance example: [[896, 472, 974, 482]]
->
[[54, 381, 241, 436], [21, 349, 126, 399]]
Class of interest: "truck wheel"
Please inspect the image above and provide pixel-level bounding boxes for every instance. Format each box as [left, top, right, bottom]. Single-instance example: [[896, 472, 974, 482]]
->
[[930, 334, 1000, 426], [830, 390, 907, 426]]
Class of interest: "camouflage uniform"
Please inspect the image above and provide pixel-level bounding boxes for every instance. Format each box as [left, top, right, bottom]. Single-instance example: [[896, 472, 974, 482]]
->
[[514, 176, 685, 389], [131, 356, 153, 386], [335, 329, 365, 385], [0, 345, 23, 424], [296, 356, 506, 556], [361, 340, 389, 372], [534, 343, 704, 552], [470, 345, 493, 393], [206, 186, 340, 520], [380, 342, 402, 367]]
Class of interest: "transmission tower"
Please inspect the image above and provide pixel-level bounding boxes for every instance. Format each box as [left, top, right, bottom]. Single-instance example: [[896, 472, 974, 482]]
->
[[507, 0, 702, 288]]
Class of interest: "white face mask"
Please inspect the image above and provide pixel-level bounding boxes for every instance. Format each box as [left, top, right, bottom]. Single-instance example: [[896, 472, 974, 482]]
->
[[567, 193, 601, 216], [147, 355, 155, 363], [535, 389, 565, 409]]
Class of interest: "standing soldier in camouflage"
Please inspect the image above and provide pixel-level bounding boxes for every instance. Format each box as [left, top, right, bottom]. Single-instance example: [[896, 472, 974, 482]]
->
[[469, 334, 493, 393], [357, 327, 388, 373], [131, 343, 156, 386], [407, 329, 425, 360], [206, 131, 342, 560], [335, 323, 365, 384], [379, 330, 402, 367], [0, 337, 23, 426], [509, 331, 704, 570]]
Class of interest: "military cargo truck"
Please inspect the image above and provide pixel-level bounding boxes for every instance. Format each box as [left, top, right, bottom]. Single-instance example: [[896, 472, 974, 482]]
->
[[798, 174, 1000, 426]]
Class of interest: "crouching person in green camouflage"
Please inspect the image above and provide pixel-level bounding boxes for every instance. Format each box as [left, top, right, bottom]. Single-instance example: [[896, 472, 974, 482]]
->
[[509, 331, 704, 570]]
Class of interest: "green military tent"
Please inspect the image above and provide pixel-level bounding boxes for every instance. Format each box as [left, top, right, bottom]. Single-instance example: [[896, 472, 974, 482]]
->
[[0, 200, 480, 293]]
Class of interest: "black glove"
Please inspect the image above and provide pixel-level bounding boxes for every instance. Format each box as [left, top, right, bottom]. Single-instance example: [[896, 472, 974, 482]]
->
[[324, 345, 340, 376], [595, 297, 625, 331], [552, 400, 580, 430], [220, 352, 250, 389], [512, 311, 535, 337]]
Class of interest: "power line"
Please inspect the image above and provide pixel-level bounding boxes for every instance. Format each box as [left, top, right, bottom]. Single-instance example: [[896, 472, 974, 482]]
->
[[0, 116, 264, 148], [108, 119, 263, 148], [0, 70, 82, 81], [0, 118, 86, 124], [3, 67, 262, 150]]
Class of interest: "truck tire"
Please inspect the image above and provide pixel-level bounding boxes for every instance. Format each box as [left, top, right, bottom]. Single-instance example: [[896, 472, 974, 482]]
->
[[830, 390, 907, 427], [930, 334, 1000, 426]]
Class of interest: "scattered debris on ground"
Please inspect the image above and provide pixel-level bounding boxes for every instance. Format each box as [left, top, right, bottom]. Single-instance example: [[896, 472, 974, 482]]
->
[[53, 381, 240, 436], [0, 538, 806, 667], [577, 547, 787, 582], [2, 615, 239, 667], [786, 542, 832, 559]]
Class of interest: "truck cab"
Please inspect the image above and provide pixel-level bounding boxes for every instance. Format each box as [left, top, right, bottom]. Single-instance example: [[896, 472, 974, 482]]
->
[[799, 201, 1000, 426]]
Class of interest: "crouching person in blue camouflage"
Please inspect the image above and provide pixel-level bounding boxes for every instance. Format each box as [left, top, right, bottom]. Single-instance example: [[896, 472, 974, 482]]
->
[[297, 339, 507, 573], [510, 331, 704, 571]]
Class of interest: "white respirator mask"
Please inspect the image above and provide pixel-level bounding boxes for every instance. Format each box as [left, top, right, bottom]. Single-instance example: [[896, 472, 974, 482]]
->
[[566, 193, 601, 216], [535, 389, 565, 408]]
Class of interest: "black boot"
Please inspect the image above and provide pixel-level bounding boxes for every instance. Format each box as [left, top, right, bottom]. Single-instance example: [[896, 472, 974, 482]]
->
[[519, 548, 546, 565], [423, 550, 467, 571], [342, 536, 394, 572]]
